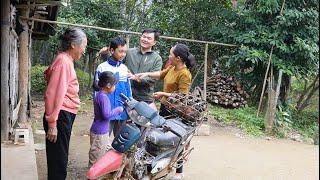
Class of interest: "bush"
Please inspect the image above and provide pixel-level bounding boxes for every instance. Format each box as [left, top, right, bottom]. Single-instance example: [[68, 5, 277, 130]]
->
[[31, 65, 91, 96], [75, 68, 90, 96], [292, 110, 318, 140], [31, 65, 48, 94]]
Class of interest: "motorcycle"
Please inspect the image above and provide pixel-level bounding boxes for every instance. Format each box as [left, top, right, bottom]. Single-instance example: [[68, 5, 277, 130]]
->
[[87, 87, 207, 180]]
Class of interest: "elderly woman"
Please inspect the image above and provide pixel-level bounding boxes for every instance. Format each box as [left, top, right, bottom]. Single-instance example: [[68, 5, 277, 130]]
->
[[43, 27, 87, 180]]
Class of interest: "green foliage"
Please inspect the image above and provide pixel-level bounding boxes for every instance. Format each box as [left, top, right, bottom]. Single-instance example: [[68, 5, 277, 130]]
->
[[31, 65, 90, 97], [75, 68, 91, 96], [36, 0, 318, 139], [210, 0, 319, 100], [292, 109, 318, 139], [31, 65, 48, 94], [274, 104, 294, 137], [208, 105, 265, 136]]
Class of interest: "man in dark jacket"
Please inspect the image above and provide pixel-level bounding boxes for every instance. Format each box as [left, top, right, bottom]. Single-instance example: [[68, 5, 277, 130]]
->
[[125, 29, 162, 110]]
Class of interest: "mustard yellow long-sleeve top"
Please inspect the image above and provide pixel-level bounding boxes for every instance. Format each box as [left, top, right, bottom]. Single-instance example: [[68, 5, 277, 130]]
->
[[159, 65, 192, 103]]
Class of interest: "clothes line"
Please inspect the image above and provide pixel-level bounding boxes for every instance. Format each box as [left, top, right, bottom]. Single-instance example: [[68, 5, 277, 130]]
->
[[21, 17, 238, 47]]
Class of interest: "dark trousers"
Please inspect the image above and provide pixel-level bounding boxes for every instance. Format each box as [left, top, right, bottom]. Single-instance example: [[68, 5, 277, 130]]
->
[[159, 104, 183, 173], [43, 110, 76, 180]]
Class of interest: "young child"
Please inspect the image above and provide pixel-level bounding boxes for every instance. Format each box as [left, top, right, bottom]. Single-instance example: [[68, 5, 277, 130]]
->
[[93, 36, 132, 138], [88, 71, 124, 168]]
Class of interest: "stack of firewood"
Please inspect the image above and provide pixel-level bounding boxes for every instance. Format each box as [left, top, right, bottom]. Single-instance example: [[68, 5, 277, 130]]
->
[[201, 73, 249, 108]]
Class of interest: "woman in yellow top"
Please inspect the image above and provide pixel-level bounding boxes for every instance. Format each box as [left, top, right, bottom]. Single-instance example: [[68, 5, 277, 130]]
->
[[134, 43, 196, 179]]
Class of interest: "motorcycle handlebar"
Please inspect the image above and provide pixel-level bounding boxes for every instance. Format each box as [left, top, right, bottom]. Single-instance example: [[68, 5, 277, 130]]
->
[[120, 93, 129, 101]]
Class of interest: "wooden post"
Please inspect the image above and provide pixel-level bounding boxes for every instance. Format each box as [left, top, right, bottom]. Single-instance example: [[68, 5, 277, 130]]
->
[[274, 70, 283, 106], [1, 0, 10, 142], [265, 89, 276, 134], [203, 43, 208, 101], [28, 18, 34, 118], [17, 8, 30, 126]]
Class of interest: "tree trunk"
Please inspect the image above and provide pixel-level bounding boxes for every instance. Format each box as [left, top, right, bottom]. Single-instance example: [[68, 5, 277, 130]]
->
[[83, 52, 89, 73], [279, 74, 291, 104], [87, 50, 94, 90], [296, 75, 319, 112], [297, 84, 319, 112]]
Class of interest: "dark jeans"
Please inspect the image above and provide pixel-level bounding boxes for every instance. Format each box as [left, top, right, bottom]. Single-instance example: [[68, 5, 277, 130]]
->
[[159, 104, 183, 173], [43, 110, 76, 180]]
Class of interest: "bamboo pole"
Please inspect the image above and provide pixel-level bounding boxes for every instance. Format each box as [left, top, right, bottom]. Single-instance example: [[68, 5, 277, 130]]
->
[[203, 43, 208, 101], [20, 17, 238, 47], [257, 46, 274, 116]]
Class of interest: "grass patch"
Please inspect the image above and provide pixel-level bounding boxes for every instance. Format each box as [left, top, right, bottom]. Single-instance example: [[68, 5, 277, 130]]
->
[[208, 105, 265, 137], [207, 103, 318, 143]]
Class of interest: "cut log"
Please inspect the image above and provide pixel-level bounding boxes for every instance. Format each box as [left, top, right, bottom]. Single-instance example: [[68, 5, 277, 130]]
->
[[200, 72, 249, 108]]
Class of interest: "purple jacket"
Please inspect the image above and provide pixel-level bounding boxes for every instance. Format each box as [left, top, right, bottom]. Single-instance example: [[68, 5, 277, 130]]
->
[[90, 90, 123, 134]]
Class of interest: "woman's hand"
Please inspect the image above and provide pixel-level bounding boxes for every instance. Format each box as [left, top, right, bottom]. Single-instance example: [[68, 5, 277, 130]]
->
[[46, 127, 58, 143], [153, 91, 166, 100], [128, 72, 140, 82], [130, 73, 148, 82], [135, 73, 149, 82]]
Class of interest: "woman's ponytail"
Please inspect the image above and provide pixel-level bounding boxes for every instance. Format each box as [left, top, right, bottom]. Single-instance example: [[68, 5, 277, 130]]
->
[[173, 43, 196, 70]]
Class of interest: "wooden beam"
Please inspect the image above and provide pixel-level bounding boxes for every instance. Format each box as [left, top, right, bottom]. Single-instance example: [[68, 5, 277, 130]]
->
[[35, 11, 49, 15], [17, 9, 30, 126], [16, 1, 67, 8], [30, 0, 67, 6], [1, 0, 10, 142]]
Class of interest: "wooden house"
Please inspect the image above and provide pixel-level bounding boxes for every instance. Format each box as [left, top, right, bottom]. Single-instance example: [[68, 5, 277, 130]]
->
[[1, 0, 65, 142]]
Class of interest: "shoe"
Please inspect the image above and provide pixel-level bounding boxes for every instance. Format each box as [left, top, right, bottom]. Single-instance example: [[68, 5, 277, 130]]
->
[[170, 173, 184, 180]]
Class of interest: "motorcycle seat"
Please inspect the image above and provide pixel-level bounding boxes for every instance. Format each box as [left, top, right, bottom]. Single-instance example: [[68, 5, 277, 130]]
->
[[147, 128, 180, 147]]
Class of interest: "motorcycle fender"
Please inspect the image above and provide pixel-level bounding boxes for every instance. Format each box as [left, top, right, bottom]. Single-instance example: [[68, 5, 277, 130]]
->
[[86, 149, 123, 179]]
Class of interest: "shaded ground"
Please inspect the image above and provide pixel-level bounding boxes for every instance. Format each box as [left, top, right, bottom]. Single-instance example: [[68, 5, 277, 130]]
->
[[31, 97, 319, 180]]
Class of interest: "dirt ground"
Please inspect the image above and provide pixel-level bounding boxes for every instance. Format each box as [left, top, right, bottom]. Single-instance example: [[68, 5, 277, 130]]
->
[[31, 97, 319, 180]]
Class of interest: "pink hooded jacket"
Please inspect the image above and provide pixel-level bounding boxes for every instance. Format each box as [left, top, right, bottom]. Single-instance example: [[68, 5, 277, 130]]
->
[[44, 52, 80, 128]]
